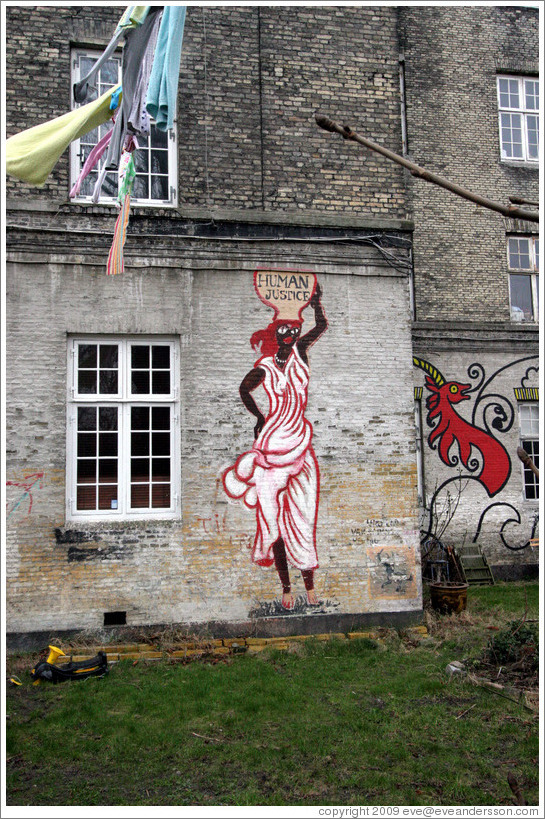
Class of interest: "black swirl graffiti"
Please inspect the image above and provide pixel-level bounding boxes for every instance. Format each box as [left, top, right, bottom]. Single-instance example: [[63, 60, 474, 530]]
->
[[417, 355, 539, 552], [467, 362, 486, 393], [470, 355, 538, 427], [473, 502, 535, 552], [478, 393, 515, 435]]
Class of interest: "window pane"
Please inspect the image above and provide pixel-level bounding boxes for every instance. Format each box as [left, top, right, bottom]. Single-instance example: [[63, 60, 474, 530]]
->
[[508, 238, 531, 270], [510, 275, 534, 321], [151, 176, 168, 200], [79, 371, 97, 393], [99, 59, 119, 87], [133, 150, 149, 173], [524, 79, 539, 110], [151, 125, 168, 148], [99, 407, 118, 430], [77, 486, 96, 510], [521, 439, 539, 500], [78, 345, 97, 369], [151, 150, 169, 175], [99, 459, 118, 482], [133, 176, 149, 199], [508, 78, 520, 108], [132, 346, 150, 368], [131, 458, 149, 480], [152, 346, 170, 369], [500, 112, 523, 158], [152, 371, 170, 394], [132, 406, 150, 430], [77, 460, 96, 481], [152, 432, 170, 456], [152, 484, 171, 508], [99, 370, 118, 394], [132, 432, 150, 457], [152, 458, 170, 481], [99, 345, 118, 368], [99, 432, 118, 456], [152, 407, 170, 430], [78, 433, 96, 457], [132, 371, 150, 393], [520, 405, 539, 436], [131, 484, 150, 508], [534, 240, 539, 272], [99, 485, 118, 510], [526, 115, 539, 160], [78, 407, 97, 431]]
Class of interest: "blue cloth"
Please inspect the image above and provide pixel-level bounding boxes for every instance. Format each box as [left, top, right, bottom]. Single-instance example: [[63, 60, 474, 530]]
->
[[145, 6, 186, 131]]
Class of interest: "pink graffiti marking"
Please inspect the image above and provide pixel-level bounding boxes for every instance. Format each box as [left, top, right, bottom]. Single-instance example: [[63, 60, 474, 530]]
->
[[6, 473, 44, 518]]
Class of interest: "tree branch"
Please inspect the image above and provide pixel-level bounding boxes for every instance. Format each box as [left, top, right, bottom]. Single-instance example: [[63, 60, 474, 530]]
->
[[315, 115, 539, 223]]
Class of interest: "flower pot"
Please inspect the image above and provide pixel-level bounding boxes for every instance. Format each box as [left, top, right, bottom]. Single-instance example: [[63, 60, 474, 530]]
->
[[429, 581, 469, 614]]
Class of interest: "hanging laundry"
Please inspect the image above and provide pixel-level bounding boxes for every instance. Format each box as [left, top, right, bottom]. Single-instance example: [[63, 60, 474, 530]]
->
[[6, 84, 121, 187], [103, 6, 163, 171], [146, 6, 186, 132], [106, 151, 136, 276], [73, 5, 150, 103], [69, 126, 114, 198], [128, 10, 162, 138]]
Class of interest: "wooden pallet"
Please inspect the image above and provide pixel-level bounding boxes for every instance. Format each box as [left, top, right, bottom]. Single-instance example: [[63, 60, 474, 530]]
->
[[456, 544, 495, 585]]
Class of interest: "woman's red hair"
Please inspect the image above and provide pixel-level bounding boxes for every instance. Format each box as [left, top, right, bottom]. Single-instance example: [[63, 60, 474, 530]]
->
[[250, 319, 302, 359]]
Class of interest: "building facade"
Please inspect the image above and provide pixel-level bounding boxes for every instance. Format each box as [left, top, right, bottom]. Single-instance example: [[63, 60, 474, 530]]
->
[[4, 4, 539, 641], [400, 5, 539, 578]]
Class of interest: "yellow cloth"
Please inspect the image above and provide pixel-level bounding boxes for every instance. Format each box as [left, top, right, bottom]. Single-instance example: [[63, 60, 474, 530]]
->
[[6, 84, 122, 187], [118, 5, 150, 29]]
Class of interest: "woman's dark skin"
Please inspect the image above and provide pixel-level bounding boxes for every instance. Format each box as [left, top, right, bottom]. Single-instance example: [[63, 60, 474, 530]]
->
[[238, 283, 327, 609], [240, 283, 327, 440]]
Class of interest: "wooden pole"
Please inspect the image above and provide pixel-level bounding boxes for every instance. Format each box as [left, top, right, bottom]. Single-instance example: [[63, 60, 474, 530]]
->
[[517, 446, 539, 478], [315, 115, 539, 224]]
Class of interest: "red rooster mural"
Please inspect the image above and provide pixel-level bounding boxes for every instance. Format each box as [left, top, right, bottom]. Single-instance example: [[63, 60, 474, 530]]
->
[[414, 358, 511, 497]]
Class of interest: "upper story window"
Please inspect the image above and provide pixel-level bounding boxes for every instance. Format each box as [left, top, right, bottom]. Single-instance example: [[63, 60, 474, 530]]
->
[[70, 49, 177, 206], [519, 403, 539, 500], [508, 235, 539, 323], [497, 75, 539, 163], [67, 336, 181, 521]]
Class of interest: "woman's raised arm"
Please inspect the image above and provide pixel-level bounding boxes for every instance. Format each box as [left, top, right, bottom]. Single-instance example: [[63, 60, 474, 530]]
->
[[298, 283, 327, 362]]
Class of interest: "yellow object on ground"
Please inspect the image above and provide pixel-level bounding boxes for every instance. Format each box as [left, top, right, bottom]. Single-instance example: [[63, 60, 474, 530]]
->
[[6, 84, 122, 187]]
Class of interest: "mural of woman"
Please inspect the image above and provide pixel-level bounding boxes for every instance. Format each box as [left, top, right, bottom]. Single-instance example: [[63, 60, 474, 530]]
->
[[223, 275, 328, 610]]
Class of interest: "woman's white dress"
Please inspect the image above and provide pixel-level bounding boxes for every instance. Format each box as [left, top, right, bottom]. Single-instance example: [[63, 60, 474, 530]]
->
[[223, 345, 319, 570]]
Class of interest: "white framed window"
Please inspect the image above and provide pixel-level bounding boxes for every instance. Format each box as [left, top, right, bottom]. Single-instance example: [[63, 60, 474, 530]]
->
[[497, 75, 539, 162], [508, 235, 539, 323], [519, 403, 539, 501], [70, 49, 178, 206], [67, 337, 181, 521]]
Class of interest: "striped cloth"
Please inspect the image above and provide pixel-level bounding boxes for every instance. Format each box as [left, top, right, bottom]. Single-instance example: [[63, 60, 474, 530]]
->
[[106, 152, 136, 275]]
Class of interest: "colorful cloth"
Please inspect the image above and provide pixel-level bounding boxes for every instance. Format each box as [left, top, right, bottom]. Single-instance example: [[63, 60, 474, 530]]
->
[[117, 5, 150, 29], [223, 346, 319, 571], [106, 193, 132, 276], [73, 6, 150, 104], [104, 7, 162, 170], [128, 9, 162, 137], [146, 6, 186, 131], [106, 152, 136, 275], [69, 127, 114, 198], [6, 85, 121, 187]]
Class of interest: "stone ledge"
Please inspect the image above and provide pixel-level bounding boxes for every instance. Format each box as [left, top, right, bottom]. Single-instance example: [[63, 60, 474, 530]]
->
[[22, 626, 430, 665]]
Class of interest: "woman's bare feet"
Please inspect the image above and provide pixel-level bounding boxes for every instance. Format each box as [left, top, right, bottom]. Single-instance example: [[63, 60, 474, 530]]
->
[[306, 589, 321, 606], [281, 592, 295, 610]]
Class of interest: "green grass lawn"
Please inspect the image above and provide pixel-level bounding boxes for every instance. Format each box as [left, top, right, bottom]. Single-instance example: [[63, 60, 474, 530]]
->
[[5, 581, 540, 807]]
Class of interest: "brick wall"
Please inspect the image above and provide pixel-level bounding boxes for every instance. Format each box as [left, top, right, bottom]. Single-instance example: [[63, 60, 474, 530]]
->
[[6, 231, 420, 634], [5, 5, 408, 218], [399, 5, 539, 323]]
